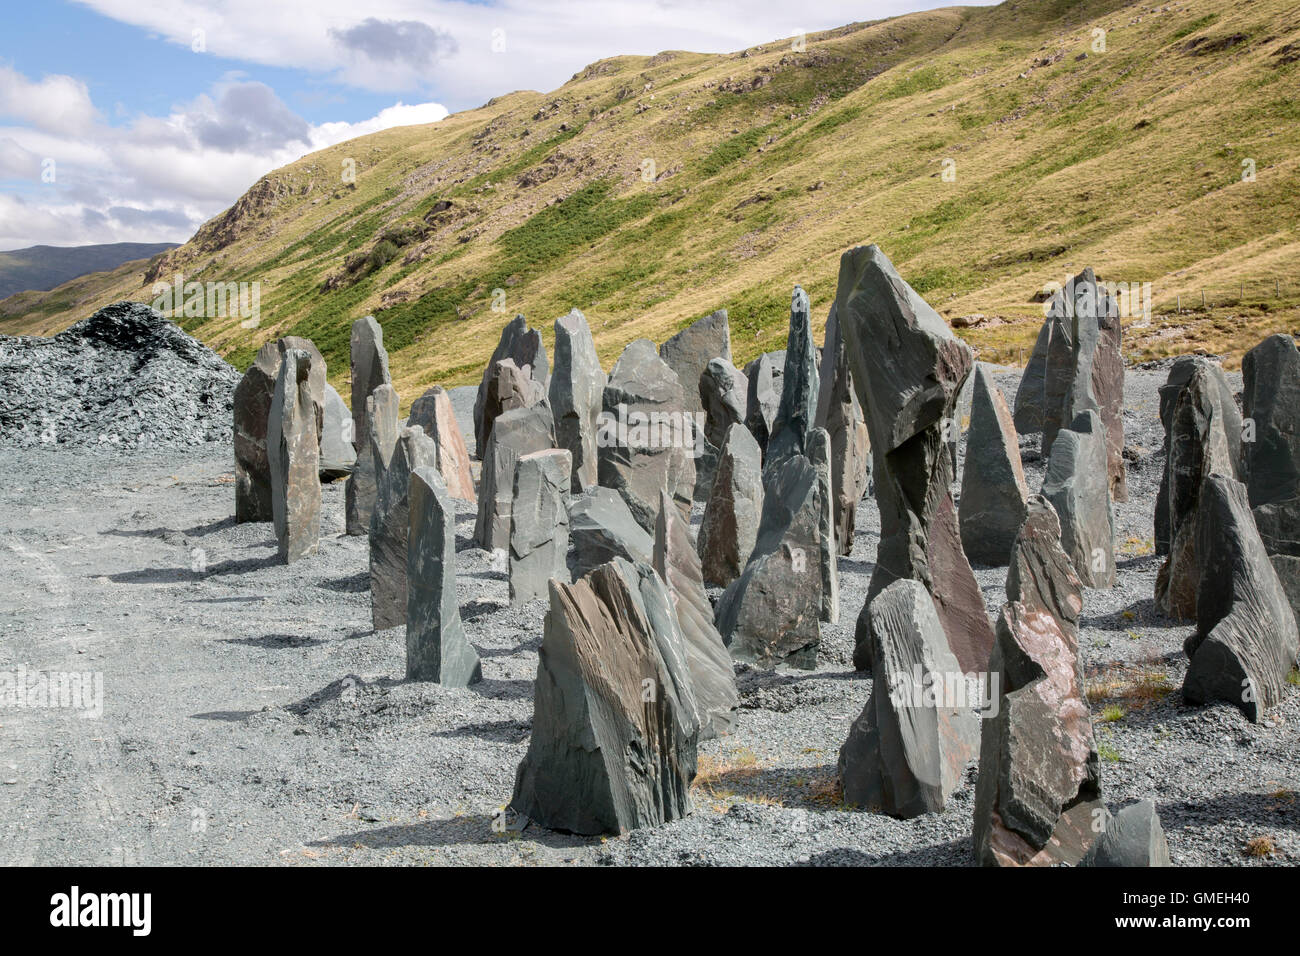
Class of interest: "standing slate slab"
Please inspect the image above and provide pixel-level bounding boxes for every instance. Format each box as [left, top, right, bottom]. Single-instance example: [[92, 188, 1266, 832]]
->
[[370, 426, 438, 631], [474, 403, 554, 553], [473, 314, 547, 456], [268, 348, 321, 563], [715, 454, 823, 670], [764, 286, 820, 479], [597, 338, 696, 534], [833, 244, 991, 675], [1183, 474, 1299, 723], [653, 491, 739, 740], [838, 579, 979, 817], [743, 350, 785, 455], [814, 302, 871, 556], [568, 486, 655, 579], [1079, 800, 1172, 867], [407, 385, 476, 502], [960, 364, 1029, 567], [550, 309, 606, 492], [509, 448, 572, 605], [1006, 495, 1084, 640], [1012, 319, 1053, 434], [659, 308, 731, 418], [697, 423, 765, 588], [406, 466, 482, 686], [510, 558, 700, 835], [700, 357, 748, 450], [1042, 409, 1115, 588], [319, 383, 356, 480], [807, 426, 839, 624], [345, 316, 391, 534]]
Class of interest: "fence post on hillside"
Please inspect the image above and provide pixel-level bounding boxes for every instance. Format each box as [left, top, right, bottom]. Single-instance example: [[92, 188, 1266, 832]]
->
[[1202, 290, 1206, 309], [1277, 279, 1281, 298], [1177, 294, 1181, 313]]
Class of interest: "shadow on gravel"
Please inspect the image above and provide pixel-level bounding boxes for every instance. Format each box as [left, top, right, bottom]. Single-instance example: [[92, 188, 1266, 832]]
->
[[223, 633, 327, 649], [1081, 597, 1176, 631], [317, 572, 368, 593], [461, 600, 503, 621], [430, 718, 530, 742], [108, 553, 279, 583], [192, 710, 258, 721], [472, 677, 533, 699], [310, 815, 594, 852], [803, 838, 972, 866], [1162, 791, 1300, 833]]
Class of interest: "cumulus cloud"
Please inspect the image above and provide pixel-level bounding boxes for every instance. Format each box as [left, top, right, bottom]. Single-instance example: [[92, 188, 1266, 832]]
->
[[331, 18, 458, 67], [0, 65, 99, 135]]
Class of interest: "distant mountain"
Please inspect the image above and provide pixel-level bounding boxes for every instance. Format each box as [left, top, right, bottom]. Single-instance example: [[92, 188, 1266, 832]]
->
[[0, 243, 179, 299]]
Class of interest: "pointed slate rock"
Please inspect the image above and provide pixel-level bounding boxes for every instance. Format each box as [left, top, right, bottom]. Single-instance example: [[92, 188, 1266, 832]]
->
[[474, 314, 547, 456], [268, 348, 321, 563], [807, 426, 839, 624], [569, 486, 655, 578], [698, 423, 765, 588], [1012, 319, 1053, 434], [659, 308, 731, 418], [408, 385, 476, 502], [319, 383, 356, 480], [743, 350, 785, 454], [814, 302, 871, 556], [345, 316, 391, 533], [1042, 409, 1115, 588], [1079, 799, 1172, 867], [509, 448, 572, 604], [700, 357, 748, 450], [764, 286, 820, 477], [550, 309, 606, 492], [960, 364, 1029, 566], [407, 466, 481, 686], [1006, 495, 1084, 637], [370, 426, 438, 630], [474, 403, 554, 552]]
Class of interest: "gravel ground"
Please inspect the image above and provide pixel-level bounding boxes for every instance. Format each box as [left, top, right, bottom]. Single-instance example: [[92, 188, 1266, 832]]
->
[[2, 366, 1297, 867]]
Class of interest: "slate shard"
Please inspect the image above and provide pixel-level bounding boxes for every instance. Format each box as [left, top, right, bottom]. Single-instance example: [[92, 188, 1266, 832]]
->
[[973, 599, 1103, 867], [700, 357, 748, 450], [659, 308, 731, 418], [474, 403, 555, 552], [764, 286, 820, 478], [550, 309, 607, 492], [1079, 799, 1172, 867], [408, 385, 476, 502], [319, 383, 356, 481], [268, 348, 321, 563], [345, 316, 392, 534], [697, 423, 765, 588], [1183, 474, 1299, 722], [839, 579, 980, 817], [474, 314, 547, 456], [744, 350, 785, 455], [715, 454, 822, 670], [814, 302, 871, 556], [1241, 334, 1300, 622], [1036, 269, 1126, 503], [370, 426, 438, 630], [1155, 364, 1237, 618], [960, 364, 1029, 566], [833, 244, 991, 675], [1006, 495, 1084, 637], [1012, 319, 1053, 434], [406, 466, 482, 686], [568, 486, 655, 579], [807, 426, 840, 624], [597, 338, 697, 533], [510, 559, 700, 835], [1042, 409, 1115, 588], [509, 448, 572, 605], [1155, 356, 1241, 554], [653, 491, 739, 740]]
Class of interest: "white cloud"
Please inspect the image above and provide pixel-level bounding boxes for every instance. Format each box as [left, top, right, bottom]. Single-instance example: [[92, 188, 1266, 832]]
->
[[0, 65, 100, 135]]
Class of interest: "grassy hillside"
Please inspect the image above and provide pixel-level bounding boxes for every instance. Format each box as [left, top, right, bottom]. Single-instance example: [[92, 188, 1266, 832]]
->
[[0, 242, 177, 299], [3, 0, 1298, 403]]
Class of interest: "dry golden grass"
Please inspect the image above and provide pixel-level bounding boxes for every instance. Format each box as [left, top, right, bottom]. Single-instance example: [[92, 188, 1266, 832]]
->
[[1244, 835, 1276, 858], [1086, 663, 1175, 710]]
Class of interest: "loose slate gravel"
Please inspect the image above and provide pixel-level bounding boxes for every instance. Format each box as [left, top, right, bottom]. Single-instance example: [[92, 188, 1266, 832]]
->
[[1, 362, 1298, 867], [0, 302, 239, 449]]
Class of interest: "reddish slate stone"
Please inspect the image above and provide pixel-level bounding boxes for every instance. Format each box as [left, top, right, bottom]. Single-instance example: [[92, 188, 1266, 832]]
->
[[408, 385, 477, 502]]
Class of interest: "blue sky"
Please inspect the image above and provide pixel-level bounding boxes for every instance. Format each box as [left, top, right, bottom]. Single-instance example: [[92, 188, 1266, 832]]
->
[[0, 0, 986, 250]]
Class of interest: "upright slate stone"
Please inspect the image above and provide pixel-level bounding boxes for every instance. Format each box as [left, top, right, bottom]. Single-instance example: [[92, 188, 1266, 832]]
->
[[1080, 800, 1172, 867], [1006, 495, 1084, 640], [833, 244, 992, 675], [1155, 357, 1241, 553], [1242, 334, 1300, 621], [700, 357, 748, 450], [474, 314, 547, 456], [653, 491, 739, 740], [1038, 270, 1126, 503], [814, 302, 871, 556], [1155, 364, 1237, 619], [660, 308, 731, 418], [359, 385, 401, 531], [1012, 319, 1053, 434], [474, 403, 554, 553], [569, 486, 655, 579], [597, 338, 696, 533], [715, 454, 822, 670], [268, 348, 321, 563], [1183, 474, 1299, 722], [408, 385, 476, 502], [370, 426, 438, 630], [697, 423, 765, 588], [345, 316, 391, 534], [807, 426, 839, 624], [550, 309, 606, 492], [764, 286, 820, 478], [960, 364, 1029, 566], [510, 559, 700, 835], [1042, 409, 1115, 588], [744, 350, 785, 454], [319, 383, 356, 481], [974, 599, 1103, 867], [406, 466, 481, 686], [509, 448, 572, 605], [839, 580, 980, 817]]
